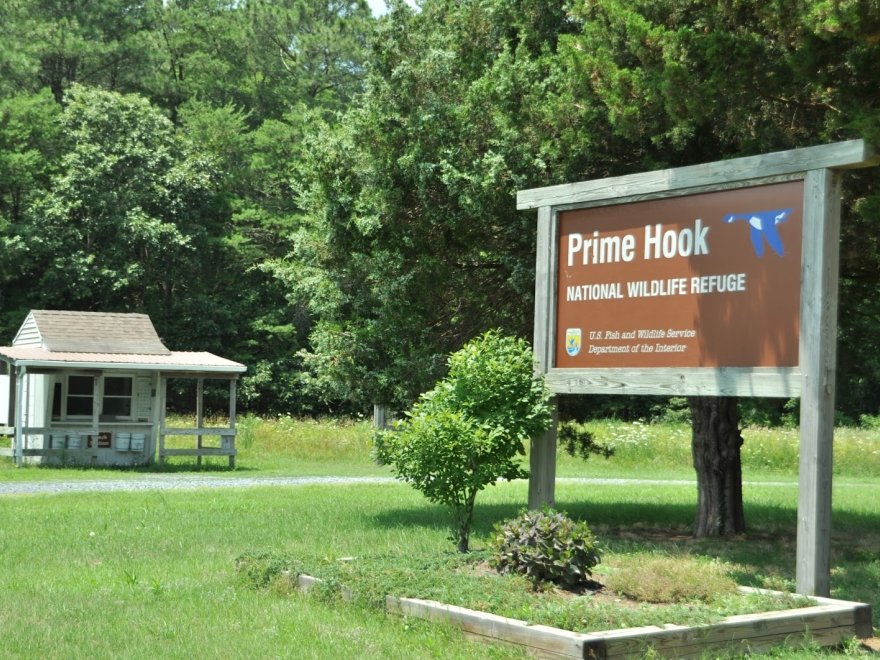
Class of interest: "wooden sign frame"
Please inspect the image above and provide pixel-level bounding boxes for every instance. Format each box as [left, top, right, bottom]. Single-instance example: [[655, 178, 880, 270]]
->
[[518, 140, 879, 596]]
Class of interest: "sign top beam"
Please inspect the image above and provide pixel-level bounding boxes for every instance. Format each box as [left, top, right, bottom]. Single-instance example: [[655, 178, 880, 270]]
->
[[517, 139, 878, 211]]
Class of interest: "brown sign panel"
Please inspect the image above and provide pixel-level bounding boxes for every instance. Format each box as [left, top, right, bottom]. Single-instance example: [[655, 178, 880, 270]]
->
[[555, 181, 804, 369]]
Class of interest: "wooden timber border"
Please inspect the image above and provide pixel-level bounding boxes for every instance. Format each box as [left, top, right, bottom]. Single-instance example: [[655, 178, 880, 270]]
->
[[286, 572, 870, 658], [385, 587, 873, 659]]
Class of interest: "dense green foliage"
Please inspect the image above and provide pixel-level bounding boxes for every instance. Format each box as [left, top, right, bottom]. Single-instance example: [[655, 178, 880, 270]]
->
[[374, 331, 552, 551], [0, 0, 373, 413], [1, 1, 879, 420], [489, 508, 601, 589], [558, 421, 615, 461]]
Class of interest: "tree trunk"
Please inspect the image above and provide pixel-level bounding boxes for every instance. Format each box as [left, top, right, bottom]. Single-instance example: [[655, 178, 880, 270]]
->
[[689, 396, 746, 537], [454, 490, 478, 553]]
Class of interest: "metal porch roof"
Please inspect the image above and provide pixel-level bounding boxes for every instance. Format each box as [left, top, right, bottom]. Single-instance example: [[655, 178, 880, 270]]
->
[[0, 346, 246, 374]]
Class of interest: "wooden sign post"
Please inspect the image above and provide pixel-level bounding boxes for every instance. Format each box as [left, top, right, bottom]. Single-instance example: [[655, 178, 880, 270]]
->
[[518, 140, 878, 596]]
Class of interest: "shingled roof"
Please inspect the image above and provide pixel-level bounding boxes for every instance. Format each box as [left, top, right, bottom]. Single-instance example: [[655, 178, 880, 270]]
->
[[1, 310, 245, 374], [14, 310, 171, 355]]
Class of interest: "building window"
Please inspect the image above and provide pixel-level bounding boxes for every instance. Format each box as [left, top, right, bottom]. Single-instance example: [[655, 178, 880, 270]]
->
[[66, 375, 95, 417], [103, 376, 133, 417], [54, 374, 135, 420]]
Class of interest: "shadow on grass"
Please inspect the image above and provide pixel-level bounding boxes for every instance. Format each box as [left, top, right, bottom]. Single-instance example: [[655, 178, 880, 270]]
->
[[373, 499, 797, 540], [375, 497, 880, 546]]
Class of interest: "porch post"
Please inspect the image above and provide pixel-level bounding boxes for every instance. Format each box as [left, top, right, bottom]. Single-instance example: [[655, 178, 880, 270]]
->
[[228, 378, 237, 469], [13, 366, 24, 466], [196, 377, 204, 468], [91, 373, 100, 449], [158, 375, 167, 466], [1, 360, 13, 427]]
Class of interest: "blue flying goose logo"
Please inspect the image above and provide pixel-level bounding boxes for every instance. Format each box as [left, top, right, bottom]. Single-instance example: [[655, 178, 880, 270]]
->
[[723, 208, 793, 257]]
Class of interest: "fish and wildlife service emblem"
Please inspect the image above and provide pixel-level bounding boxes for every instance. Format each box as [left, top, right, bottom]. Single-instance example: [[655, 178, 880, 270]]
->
[[565, 328, 582, 357]]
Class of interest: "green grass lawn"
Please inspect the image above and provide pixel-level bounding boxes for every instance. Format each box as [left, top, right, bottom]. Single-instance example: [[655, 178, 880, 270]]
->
[[0, 417, 878, 657], [0, 484, 522, 659]]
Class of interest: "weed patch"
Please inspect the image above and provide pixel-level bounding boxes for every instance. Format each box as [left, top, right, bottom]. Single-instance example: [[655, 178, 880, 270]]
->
[[235, 550, 303, 589], [603, 553, 737, 603]]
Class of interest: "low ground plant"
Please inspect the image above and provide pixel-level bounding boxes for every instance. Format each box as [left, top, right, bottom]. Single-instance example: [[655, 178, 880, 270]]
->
[[489, 508, 601, 589]]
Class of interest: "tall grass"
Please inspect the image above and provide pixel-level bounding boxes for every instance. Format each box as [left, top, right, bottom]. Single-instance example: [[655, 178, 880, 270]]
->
[[3, 416, 878, 482], [236, 415, 373, 460], [191, 415, 880, 480], [564, 420, 880, 478]]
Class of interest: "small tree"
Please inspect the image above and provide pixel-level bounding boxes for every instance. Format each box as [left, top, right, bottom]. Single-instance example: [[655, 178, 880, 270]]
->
[[374, 331, 552, 552]]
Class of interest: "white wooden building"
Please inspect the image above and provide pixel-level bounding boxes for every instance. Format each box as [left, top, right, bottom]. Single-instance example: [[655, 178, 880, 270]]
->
[[0, 310, 246, 467]]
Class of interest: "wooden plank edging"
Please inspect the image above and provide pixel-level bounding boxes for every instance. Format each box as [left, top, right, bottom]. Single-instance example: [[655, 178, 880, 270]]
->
[[386, 595, 588, 658], [288, 575, 871, 658], [385, 588, 873, 659]]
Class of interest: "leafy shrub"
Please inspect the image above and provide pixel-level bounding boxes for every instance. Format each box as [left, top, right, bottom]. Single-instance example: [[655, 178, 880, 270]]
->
[[375, 331, 552, 552], [559, 421, 614, 460], [781, 397, 800, 427], [649, 396, 692, 424], [489, 508, 601, 589]]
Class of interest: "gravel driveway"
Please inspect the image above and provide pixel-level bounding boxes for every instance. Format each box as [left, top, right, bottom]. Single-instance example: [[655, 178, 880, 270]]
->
[[0, 475, 396, 496], [0, 475, 800, 497]]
